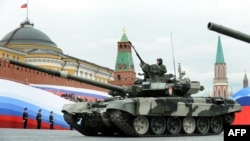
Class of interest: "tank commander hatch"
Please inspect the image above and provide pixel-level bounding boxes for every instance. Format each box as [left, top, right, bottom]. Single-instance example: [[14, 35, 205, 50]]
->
[[139, 57, 167, 79], [156, 58, 167, 75]]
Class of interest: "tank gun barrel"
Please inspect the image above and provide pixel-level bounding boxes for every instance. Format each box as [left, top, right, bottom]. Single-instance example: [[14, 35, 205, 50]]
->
[[208, 22, 250, 43], [8, 59, 125, 92], [129, 41, 145, 65]]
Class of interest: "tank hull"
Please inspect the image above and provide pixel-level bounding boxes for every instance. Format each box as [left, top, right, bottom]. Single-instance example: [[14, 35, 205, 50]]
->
[[62, 96, 241, 137]]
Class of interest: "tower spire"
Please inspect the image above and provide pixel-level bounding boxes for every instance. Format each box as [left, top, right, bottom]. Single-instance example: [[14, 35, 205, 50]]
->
[[122, 26, 126, 33], [215, 36, 225, 64], [120, 27, 129, 41], [243, 70, 248, 88]]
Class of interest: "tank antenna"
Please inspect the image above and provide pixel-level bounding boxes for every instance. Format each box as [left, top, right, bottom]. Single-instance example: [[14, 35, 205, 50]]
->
[[170, 31, 176, 80]]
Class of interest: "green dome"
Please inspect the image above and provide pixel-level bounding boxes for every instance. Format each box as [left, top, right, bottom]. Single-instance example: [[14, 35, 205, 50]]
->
[[0, 21, 57, 48]]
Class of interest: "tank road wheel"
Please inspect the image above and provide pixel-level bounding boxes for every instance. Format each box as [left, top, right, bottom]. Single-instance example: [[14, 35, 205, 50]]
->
[[196, 117, 210, 134], [223, 113, 235, 125], [210, 116, 223, 134], [166, 117, 181, 135], [133, 116, 149, 135], [182, 117, 196, 134], [150, 116, 166, 135]]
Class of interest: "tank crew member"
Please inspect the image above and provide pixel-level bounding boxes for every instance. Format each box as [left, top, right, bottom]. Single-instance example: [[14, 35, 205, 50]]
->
[[156, 58, 167, 75], [22, 107, 28, 129], [49, 111, 54, 129], [36, 109, 42, 129]]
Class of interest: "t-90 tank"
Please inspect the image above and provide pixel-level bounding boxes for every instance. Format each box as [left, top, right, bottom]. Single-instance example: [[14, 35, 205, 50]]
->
[[8, 44, 241, 137]]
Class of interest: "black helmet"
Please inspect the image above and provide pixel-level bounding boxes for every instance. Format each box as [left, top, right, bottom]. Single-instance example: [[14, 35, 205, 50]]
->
[[157, 58, 163, 64]]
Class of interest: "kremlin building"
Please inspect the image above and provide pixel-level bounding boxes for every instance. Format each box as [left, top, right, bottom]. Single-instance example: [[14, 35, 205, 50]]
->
[[0, 19, 136, 93]]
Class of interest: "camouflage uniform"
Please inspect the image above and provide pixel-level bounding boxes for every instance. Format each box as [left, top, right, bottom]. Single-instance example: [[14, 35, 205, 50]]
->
[[158, 64, 167, 74], [156, 58, 167, 76]]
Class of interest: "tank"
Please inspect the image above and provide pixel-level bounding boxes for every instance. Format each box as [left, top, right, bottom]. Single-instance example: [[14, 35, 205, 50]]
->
[[8, 48, 241, 137]]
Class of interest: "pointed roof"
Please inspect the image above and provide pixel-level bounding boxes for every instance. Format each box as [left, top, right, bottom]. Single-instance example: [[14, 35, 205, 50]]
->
[[215, 36, 225, 64], [120, 28, 129, 41], [244, 71, 248, 80]]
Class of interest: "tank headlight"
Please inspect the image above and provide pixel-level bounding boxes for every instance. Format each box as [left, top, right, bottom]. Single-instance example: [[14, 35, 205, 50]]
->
[[168, 86, 173, 95]]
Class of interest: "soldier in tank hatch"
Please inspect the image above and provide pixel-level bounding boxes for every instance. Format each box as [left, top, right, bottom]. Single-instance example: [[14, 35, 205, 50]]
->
[[36, 109, 42, 129], [49, 111, 54, 129], [22, 107, 28, 129], [156, 58, 167, 75]]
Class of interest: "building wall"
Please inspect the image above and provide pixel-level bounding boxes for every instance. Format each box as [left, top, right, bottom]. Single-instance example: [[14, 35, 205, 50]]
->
[[0, 59, 109, 93], [0, 47, 26, 62]]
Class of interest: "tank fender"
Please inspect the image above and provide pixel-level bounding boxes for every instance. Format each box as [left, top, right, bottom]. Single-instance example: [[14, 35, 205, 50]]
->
[[106, 99, 137, 115], [61, 102, 89, 114]]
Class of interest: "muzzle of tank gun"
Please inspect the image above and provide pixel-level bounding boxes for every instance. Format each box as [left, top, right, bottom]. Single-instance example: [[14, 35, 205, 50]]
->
[[208, 22, 250, 43]]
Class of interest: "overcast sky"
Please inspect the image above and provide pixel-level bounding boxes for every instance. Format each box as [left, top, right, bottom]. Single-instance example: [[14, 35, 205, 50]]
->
[[1, 0, 250, 96]]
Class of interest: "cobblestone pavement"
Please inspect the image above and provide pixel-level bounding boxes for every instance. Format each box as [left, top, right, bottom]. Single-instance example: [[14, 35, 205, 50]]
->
[[0, 128, 223, 141]]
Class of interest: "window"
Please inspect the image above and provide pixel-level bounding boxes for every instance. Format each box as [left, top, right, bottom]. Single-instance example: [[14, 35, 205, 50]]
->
[[80, 71, 83, 77]]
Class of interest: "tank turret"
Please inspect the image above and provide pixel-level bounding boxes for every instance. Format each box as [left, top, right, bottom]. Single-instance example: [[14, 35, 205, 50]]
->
[[208, 22, 250, 43]]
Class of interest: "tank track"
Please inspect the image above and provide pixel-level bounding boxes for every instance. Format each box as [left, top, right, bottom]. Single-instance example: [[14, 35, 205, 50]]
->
[[63, 112, 123, 136], [64, 111, 223, 137], [109, 110, 222, 137], [63, 112, 93, 136], [109, 110, 138, 136]]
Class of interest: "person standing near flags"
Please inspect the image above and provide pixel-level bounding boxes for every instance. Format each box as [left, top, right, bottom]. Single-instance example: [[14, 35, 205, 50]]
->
[[36, 109, 42, 129], [49, 111, 54, 129], [22, 107, 28, 129]]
